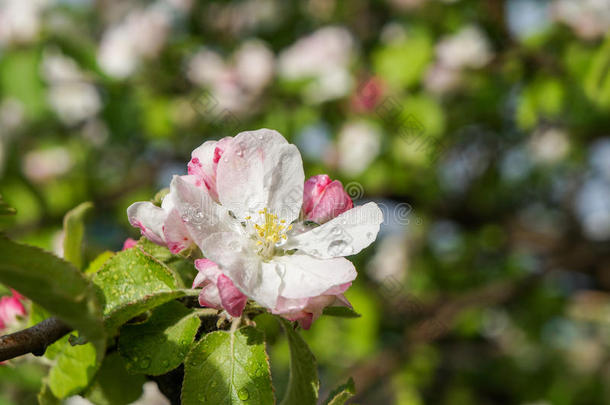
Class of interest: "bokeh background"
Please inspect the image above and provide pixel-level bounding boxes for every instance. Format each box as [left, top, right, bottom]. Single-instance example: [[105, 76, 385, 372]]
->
[[1, 0, 610, 404]]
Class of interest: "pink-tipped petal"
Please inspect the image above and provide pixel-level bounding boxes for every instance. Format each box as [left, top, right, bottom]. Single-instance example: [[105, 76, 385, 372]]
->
[[127, 202, 167, 246], [162, 210, 193, 254], [188, 137, 234, 201], [217, 274, 248, 317], [193, 258, 248, 315]]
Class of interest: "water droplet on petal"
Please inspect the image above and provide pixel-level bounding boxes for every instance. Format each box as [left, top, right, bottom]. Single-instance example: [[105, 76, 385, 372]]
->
[[366, 232, 373, 239], [328, 240, 349, 256]]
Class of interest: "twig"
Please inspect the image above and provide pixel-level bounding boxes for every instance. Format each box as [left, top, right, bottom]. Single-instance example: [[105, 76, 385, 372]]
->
[[0, 317, 71, 362]]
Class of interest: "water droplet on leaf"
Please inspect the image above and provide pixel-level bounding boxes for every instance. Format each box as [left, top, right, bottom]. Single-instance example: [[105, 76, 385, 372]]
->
[[237, 388, 250, 400]]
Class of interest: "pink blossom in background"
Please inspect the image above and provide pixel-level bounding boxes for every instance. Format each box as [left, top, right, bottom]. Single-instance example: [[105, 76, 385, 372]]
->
[[351, 76, 385, 113], [0, 290, 26, 331], [122, 238, 138, 250]]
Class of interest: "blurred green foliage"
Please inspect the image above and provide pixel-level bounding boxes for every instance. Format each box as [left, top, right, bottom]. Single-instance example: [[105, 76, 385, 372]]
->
[[1, 0, 610, 404]]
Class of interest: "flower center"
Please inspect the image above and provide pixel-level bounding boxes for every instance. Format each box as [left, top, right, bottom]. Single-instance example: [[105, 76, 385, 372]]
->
[[245, 208, 292, 260]]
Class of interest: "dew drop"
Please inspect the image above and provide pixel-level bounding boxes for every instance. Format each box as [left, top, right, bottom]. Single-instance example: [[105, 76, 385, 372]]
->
[[236, 149, 244, 157], [162, 359, 169, 368], [139, 357, 151, 369], [255, 366, 266, 377], [237, 387, 250, 400], [366, 232, 373, 239], [328, 240, 349, 255]]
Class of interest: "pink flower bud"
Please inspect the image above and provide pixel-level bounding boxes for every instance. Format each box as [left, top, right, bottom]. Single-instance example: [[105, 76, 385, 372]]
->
[[302, 174, 353, 224]]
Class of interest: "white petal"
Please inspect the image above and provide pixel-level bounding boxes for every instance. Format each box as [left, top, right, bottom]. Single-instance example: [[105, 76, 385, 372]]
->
[[162, 209, 193, 254], [285, 202, 383, 259], [273, 254, 357, 299], [167, 175, 241, 248], [126, 202, 167, 245], [199, 232, 282, 308], [216, 128, 304, 223]]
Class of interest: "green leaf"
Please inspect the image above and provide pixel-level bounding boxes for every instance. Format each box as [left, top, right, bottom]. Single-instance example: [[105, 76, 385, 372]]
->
[[84, 251, 114, 275], [62, 202, 93, 270], [38, 381, 60, 405], [92, 247, 184, 335], [278, 318, 319, 405], [85, 352, 146, 405], [182, 327, 274, 405], [585, 35, 610, 109], [47, 336, 97, 398], [0, 195, 16, 216], [323, 378, 356, 405], [137, 237, 196, 287], [322, 306, 361, 318], [118, 301, 201, 376], [0, 236, 105, 359]]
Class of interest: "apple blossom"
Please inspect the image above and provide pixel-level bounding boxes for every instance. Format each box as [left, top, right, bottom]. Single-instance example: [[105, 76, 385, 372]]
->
[[128, 128, 383, 328]]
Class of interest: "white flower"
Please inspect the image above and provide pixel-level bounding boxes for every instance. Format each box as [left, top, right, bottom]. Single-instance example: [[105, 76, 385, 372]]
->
[[278, 26, 355, 103], [128, 129, 383, 322], [436, 25, 493, 70], [337, 121, 381, 176]]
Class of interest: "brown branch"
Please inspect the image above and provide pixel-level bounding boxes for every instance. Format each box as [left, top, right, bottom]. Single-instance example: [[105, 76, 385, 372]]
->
[[0, 317, 71, 362]]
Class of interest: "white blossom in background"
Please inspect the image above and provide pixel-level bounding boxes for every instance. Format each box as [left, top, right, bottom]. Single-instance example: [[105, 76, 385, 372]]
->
[[205, 0, 279, 38], [552, 0, 610, 39], [436, 25, 493, 70], [337, 121, 381, 177], [424, 64, 461, 94], [278, 26, 355, 103], [187, 40, 274, 115], [0, 98, 25, 134], [528, 127, 570, 164], [42, 49, 102, 125], [97, 0, 188, 79], [425, 25, 493, 94], [66, 382, 170, 405], [367, 233, 409, 284], [0, 0, 48, 46], [22, 146, 74, 183]]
